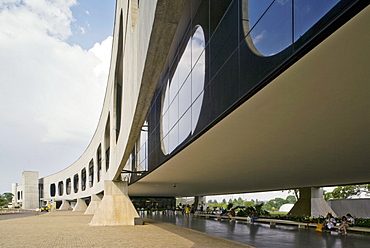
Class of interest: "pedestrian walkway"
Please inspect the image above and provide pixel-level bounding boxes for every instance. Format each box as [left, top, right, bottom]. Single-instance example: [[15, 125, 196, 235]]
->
[[145, 212, 370, 248], [0, 211, 251, 248]]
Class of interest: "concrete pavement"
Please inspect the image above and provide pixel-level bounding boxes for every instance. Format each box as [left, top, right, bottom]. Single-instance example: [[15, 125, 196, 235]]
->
[[0, 211, 252, 248]]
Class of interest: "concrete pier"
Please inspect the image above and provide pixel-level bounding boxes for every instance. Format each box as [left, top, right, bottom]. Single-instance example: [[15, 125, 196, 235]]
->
[[89, 180, 139, 226]]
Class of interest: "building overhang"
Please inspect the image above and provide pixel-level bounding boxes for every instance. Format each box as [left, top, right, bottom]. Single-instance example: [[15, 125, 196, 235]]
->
[[128, 6, 370, 197]]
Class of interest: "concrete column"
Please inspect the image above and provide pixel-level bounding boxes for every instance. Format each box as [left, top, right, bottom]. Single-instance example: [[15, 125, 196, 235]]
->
[[194, 196, 206, 210], [58, 200, 72, 211], [73, 198, 88, 212], [22, 171, 39, 209], [11, 183, 17, 207], [90, 180, 139, 226], [84, 194, 102, 215], [288, 187, 336, 217]]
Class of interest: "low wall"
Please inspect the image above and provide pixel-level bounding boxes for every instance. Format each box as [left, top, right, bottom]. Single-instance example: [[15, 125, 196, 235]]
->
[[327, 199, 370, 218]]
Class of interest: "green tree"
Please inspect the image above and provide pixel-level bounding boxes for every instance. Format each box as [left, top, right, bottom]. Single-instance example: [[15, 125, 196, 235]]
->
[[3, 193, 13, 202], [288, 189, 300, 200], [263, 197, 288, 211], [323, 191, 333, 201], [244, 201, 255, 207], [0, 195, 9, 207], [227, 202, 234, 210], [286, 195, 297, 204], [324, 184, 370, 200]]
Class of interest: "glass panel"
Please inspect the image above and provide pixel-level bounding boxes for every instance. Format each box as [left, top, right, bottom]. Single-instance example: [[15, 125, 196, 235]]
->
[[179, 76, 192, 118], [179, 109, 192, 145], [170, 71, 179, 105], [168, 94, 178, 131], [162, 133, 169, 155], [66, 178, 71, 195], [191, 26, 205, 69], [294, 0, 340, 41], [178, 40, 192, 87], [192, 50, 205, 103], [162, 111, 169, 138], [58, 181, 63, 196], [248, 0, 293, 56], [245, 0, 275, 29], [163, 82, 170, 113], [168, 123, 179, 153], [73, 174, 79, 193], [50, 184, 56, 197], [81, 168, 86, 191], [191, 96, 203, 134], [89, 160, 94, 187], [161, 25, 205, 155]]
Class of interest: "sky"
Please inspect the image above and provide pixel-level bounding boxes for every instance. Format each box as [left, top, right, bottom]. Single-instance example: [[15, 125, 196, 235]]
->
[[0, 0, 116, 193]]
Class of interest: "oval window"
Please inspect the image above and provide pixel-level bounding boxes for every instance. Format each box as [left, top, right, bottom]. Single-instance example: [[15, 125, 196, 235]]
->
[[161, 25, 205, 154]]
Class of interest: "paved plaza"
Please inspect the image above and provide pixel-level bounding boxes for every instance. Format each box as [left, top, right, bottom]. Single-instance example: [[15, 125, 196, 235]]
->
[[0, 211, 251, 248], [146, 213, 370, 248], [2, 210, 370, 248]]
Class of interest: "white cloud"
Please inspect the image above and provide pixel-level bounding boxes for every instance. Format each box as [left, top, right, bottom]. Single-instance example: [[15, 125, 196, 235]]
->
[[78, 25, 86, 34], [277, 0, 289, 6], [90, 36, 113, 78], [253, 30, 266, 44], [0, 0, 111, 192]]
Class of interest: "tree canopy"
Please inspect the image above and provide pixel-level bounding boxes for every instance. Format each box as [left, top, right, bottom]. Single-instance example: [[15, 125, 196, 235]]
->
[[324, 184, 370, 200], [0, 193, 13, 207], [205, 195, 296, 212], [262, 196, 297, 211]]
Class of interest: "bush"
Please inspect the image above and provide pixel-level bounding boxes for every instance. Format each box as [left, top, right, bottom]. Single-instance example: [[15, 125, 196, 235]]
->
[[272, 215, 370, 228], [353, 218, 370, 228]]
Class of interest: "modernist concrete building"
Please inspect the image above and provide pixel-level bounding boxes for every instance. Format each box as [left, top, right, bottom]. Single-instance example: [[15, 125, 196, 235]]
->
[[12, 0, 369, 224]]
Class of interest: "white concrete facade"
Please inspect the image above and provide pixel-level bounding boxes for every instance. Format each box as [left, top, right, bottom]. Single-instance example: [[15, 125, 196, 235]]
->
[[37, 0, 164, 203]]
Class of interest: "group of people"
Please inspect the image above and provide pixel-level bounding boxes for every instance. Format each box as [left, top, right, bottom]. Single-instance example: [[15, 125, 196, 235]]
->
[[322, 213, 355, 234]]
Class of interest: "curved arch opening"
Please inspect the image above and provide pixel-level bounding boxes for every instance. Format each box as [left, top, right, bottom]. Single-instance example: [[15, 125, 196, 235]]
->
[[50, 183, 56, 197], [73, 174, 79, 193], [58, 181, 63, 196]]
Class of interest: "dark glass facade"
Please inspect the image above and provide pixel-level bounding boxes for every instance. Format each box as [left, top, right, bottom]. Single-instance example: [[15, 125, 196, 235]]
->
[[131, 197, 176, 210], [129, 0, 366, 184]]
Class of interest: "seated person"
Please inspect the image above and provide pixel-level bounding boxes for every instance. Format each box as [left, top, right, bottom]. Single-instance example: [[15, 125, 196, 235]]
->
[[346, 213, 355, 227], [227, 209, 235, 218], [322, 213, 336, 232], [338, 216, 348, 234]]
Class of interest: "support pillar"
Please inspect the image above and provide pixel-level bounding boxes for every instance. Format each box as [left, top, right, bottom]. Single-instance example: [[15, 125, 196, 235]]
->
[[84, 194, 102, 215], [73, 198, 88, 212], [11, 183, 17, 207], [194, 196, 206, 211], [90, 180, 139, 226], [22, 171, 39, 209], [288, 187, 336, 217], [58, 200, 72, 211]]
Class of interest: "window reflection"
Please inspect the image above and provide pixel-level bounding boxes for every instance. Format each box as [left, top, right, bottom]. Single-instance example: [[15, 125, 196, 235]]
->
[[138, 121, 148, 172], [161, 25, 205, 154], [294, 0, 340, 41], [243, 0, 340, 56], [243, 0, 292, 56]]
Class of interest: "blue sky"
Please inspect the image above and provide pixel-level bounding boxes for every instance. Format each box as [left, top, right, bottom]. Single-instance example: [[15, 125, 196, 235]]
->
[[67, 0, 116, 50], [0, 0, 115, 194], [248, 0, 340, 56]]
